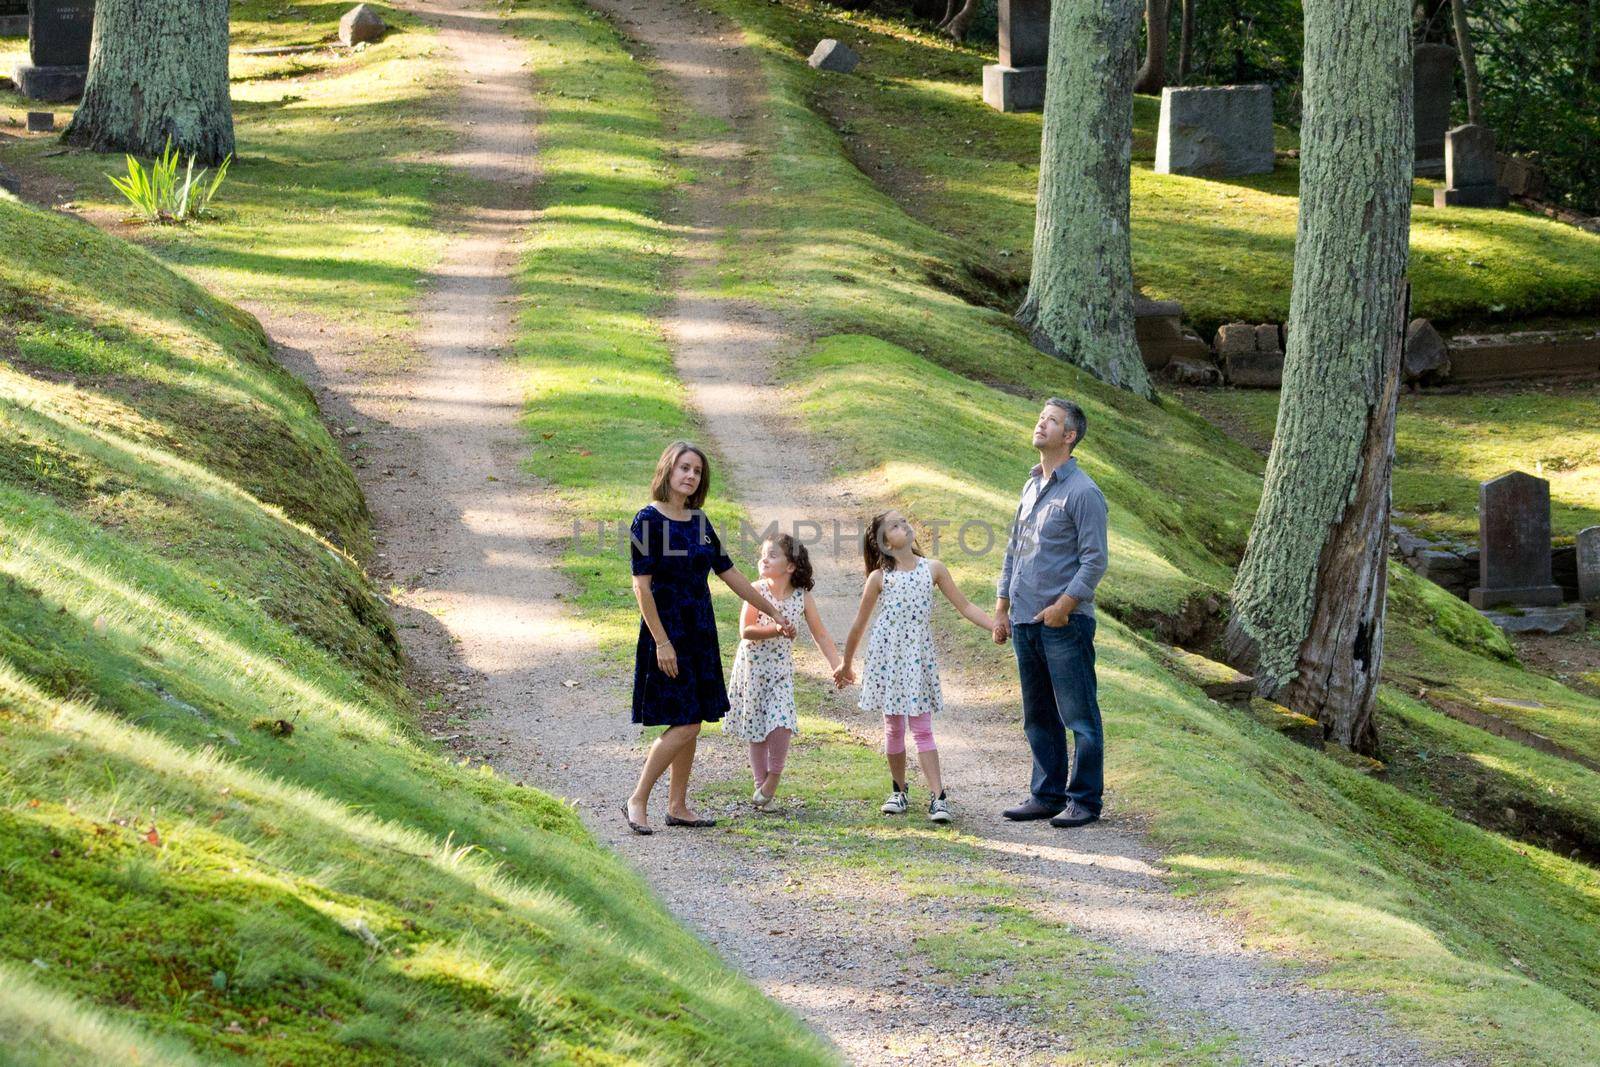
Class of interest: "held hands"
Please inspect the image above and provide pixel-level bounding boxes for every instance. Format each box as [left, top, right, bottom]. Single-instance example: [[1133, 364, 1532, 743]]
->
[[655, 639, 679, 678], [992, 615, 1011, 645], [832, 661, 855, 689]]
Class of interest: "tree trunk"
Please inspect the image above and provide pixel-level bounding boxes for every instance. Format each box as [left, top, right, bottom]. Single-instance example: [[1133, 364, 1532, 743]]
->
[[943, 0, 983, 41], [1448, 0, 1485, 126], [937, 0, 961, 27], [1177, 0, 1196, 84], [62, 0, 234, 164], [1017, 0, 1155, 400], [1221, 0, 1412, 754], [1133, 0, 1171, 94]]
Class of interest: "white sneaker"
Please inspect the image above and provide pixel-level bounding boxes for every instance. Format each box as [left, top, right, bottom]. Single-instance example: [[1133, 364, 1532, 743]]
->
[[752, 787, 773, 811], [928, 796, 952, 823], [880, 790, 909, 815]]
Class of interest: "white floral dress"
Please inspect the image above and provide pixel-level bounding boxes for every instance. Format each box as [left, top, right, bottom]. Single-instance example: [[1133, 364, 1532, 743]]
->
[[859, 558, 943, 718], [724, 579, 805, 742]]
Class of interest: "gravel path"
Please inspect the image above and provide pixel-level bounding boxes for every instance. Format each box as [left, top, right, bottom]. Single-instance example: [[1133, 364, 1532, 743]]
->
[[267, 0, 1464, 1062]]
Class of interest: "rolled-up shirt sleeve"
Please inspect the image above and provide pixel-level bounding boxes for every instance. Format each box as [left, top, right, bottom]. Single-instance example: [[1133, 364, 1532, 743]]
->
[[996, 496, 1025, 599], [1063, 486, 1109, 603]]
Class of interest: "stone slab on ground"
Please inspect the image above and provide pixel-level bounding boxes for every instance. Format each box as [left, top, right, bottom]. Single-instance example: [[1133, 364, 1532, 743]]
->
[[12, 63, 85, 102], [1155, 85, 1275, 178], [1482, 605, 1589, 635], [808, 38, 859, 73], [982, 63, 1044, 111], [25, 111, 54, 132]]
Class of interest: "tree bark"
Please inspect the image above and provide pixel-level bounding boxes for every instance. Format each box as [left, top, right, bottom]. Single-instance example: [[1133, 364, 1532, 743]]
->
[[1177, 0, 1196, 84], [63, 0, 234, 164], [943, 0, 983, 41], [1133, 0, 1171, 94], [1448, 0, 1485, 126], [1018, 0, 1155, 400], [937, 0, 961, 28], [1221, 0, 1413, 754]]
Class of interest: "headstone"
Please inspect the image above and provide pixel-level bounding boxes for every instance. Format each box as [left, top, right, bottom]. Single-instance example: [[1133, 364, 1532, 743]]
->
[[1403, 318, 1451, 382], [26, 111, 55, 133], [983, 0, 1049, 112], [0, 163, 21, 198], [807, 39, 859, 74], [1433, 124, 1508, 208], [1154, 85, 1275, 177], [13, 0, 95, 102], [1413, 43, 1456, 178], [1497, 154, 1545, 199], [1470, 471, 1564, 609], [339, 4, 386, 46], [1579, 526, 1600, 604], [1133, 295, 1210, 369], [0, 0, 27, 38]]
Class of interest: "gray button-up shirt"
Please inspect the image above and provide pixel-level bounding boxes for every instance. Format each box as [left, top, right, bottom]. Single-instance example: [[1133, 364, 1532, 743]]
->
[[996, 456, 1109, 622]]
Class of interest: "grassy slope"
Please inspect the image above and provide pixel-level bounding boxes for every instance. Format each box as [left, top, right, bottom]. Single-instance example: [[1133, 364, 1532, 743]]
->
[[693, 0, 1600, 335], [0, 5, 831, 1063], [661, 2, 1600, 1060]]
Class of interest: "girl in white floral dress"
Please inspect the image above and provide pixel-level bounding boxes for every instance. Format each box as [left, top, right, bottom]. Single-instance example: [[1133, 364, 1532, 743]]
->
[[835, 511, 995, 823], [725, 535, 842, 809]]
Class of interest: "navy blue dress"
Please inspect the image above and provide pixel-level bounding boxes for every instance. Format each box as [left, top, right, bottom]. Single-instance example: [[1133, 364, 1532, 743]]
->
[[630, 504, 734, 727]]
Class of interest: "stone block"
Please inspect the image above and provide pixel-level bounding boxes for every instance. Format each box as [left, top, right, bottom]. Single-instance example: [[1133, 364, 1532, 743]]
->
[[1162, 355, 1223, 386], [1579, 526, 1600, 604], [1154, 85, 1275, 178], [1223, 350, 1283, 389], [1133, 294, 1209, 369], [982, 64, 1044, 112], [1481, 605, 1588, 635], [1434, 183, 1508, 208], [996, 0, 1049, 68], [0, 14, 25, 36], [1254, 323, 1281, 354], [26, 111, 54, 132], [1497, 154, 1545, 199], [1249, 698, 1325, 746], [808, 39, 860, 73], [1413, 43, 1456, 177], [1214, 322, 1256, 356], [12, 63, 85, 102], [339, 4, 386, 46], [1403, 317, 1450, 382], [0, 163, 20, 197]]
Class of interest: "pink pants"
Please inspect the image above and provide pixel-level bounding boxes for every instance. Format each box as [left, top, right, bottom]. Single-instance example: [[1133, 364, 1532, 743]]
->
[[884, 713, 936, 755], [748, 728, 793, 783]]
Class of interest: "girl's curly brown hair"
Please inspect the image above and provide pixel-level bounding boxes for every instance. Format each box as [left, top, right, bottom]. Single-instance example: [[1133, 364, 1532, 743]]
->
[[861, 512, 922, 573], [769, 533, 814, 591]]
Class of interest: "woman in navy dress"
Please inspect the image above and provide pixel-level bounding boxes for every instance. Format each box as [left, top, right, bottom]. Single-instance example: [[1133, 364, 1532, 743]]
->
[[623, 441, 794, 834]]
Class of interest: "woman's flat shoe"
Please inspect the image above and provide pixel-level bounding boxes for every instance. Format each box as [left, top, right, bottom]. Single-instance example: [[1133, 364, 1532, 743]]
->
[[664, 814, 717, 828], [621, 803, 653, 835]]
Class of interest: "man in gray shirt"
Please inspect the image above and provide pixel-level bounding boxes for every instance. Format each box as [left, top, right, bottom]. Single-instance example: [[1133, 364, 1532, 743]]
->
[[993, 398, 1108, 827]]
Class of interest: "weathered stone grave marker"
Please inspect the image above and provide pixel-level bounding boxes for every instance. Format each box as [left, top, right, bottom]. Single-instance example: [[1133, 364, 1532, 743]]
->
[[14, 0, 95, 102], [0, 1, 28, 39], [1412, 43, 1456, 177], [26, 111, 55, 133], [1434, 124, 1508, 208], [1579, 526, 1600, 605], [1471, 471, 1586, 633], [1154, 85, 1275, 178], [808, 39, 859, 74], [339, 4, 386, 47], [983, 0, 1049, 112]]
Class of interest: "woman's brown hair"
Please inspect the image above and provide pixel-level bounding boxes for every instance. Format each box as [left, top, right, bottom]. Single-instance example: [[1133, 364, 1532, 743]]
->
[[650, 440, 710, 511], [861, 511, 922, 574], [769, 534, 815, 591]]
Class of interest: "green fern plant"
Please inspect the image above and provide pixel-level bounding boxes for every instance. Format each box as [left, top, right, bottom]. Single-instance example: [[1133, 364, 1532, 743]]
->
[[107, 139, 232, 224]]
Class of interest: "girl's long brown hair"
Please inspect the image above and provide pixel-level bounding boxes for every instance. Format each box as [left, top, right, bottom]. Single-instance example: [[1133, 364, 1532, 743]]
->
[[770, 534, 815, 591], [861, 512, 922, 574], [649, 440, 710, 511]]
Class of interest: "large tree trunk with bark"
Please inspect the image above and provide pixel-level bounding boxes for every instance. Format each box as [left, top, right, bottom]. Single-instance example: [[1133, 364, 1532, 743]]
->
[[1221, 0, 1412, 754], [1448, 0, 1485, 126], [1018, 0, 1155, 400], [1133, 0, 1171, 94], [943, 0, 983, 41], [63, 0, 234, 164]]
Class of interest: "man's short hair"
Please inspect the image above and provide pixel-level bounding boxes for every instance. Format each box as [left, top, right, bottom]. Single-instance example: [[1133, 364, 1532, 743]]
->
[[1045, 397, 1086, 449]]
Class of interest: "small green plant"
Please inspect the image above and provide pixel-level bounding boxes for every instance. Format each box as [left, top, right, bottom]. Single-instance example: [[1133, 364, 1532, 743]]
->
[[107, 139, 231, 224]]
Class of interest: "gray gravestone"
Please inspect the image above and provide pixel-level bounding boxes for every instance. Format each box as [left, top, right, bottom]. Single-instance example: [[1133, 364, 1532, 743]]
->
[[1413, 43, 1456, 178], [1403, 318, 1451, 382], [808, 39, 859, 74], [1470, 471, 1564, 608], [1434, 124, 1508, 208], [1154, 85, 1275, 177], [1579, 526, 1600, 604], [0, 0, 27, 38], [983, 0, 1049, 112], [339, 4, 386, 47], [14, 0, 95, 102]]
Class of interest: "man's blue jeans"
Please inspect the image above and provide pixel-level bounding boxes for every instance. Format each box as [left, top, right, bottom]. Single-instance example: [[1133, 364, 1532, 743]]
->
[[1012, 615, 1103, 815]]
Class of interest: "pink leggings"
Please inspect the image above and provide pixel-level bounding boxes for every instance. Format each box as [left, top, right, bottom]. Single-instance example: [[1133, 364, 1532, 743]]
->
[[748, 728, 793, 783], [884, 713, 937, 755]]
